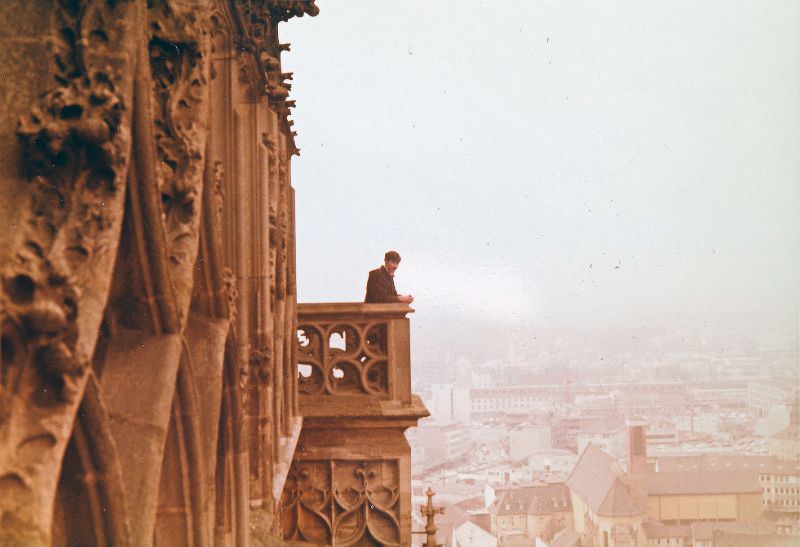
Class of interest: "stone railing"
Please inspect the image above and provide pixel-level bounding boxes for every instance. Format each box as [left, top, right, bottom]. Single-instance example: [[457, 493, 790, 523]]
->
[[296, 302, 412, 403], [285, 302, 427, 545]]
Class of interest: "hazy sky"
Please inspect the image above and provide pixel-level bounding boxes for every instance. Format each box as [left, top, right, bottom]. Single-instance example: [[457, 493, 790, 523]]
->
[[282, 1, 799, 332]]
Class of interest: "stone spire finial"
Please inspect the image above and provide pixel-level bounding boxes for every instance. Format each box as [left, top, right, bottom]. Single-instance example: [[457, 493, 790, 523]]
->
[[420, 487, 445, 547]]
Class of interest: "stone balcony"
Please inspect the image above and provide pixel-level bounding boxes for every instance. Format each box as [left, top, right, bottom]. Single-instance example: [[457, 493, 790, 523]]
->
[[279, 303, 428, 545], [295, 302, 428, 425]]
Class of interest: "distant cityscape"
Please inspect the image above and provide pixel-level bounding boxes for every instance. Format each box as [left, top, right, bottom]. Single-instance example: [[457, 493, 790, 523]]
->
[[409, 324, 799, 546]]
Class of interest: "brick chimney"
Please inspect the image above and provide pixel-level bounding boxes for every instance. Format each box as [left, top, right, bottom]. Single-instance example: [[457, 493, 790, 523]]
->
[[626, 417, 648, 476]]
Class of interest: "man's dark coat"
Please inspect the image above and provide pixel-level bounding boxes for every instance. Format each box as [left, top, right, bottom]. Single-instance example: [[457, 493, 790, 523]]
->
[[364, 266, 398, 303]]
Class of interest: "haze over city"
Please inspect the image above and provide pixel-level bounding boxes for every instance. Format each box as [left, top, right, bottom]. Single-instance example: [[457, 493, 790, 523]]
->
[[283, 0, 799, 363], [0, 0, 797, 545], [282, 4, 799, 545]]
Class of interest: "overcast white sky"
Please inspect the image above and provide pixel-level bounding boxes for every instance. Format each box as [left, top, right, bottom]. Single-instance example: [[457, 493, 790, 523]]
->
[[281, 1, 799, 333]]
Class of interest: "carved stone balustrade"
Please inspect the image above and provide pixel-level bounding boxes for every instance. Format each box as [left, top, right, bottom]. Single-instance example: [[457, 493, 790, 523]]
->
[[281, 303, 429, 545], [296, 303, 418, 405]]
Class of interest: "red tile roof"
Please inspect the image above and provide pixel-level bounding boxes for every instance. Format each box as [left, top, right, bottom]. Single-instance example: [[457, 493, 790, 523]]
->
[[492, 484, 571, 516], [550, 529, 580, 547], [566, 444, 645, 517]]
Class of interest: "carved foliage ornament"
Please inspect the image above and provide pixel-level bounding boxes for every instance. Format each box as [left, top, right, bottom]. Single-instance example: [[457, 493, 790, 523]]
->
[[234, 0, 319, 48], [267, 0, 320, 22], [280, 459, 401, 546], [212, 160, 225, 228], [7, 2, 129, 406], [275, 152, 289, 295], [262, 133, 278, 298], [250, 347, 271, 384], [148, 0, 210, 319], [1, 0, 135, 541], [221, 266, 238, 322], [233, 1, 314, 105]]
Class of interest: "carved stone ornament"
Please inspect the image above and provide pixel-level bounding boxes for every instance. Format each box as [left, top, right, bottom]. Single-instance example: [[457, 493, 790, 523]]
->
[[212, 159, 225, 228], [281, 459, 401, 546], [234, 1, 319, 52], [267, 1, 320, 22], [148, 0, 211, 323], [274, 183, 288, 298], [1, 0, 137, 543], [296, 321, 390, 397], [233, 0, 315, 131], [250, 347, 272, 384], [222, 266, 238, 322]]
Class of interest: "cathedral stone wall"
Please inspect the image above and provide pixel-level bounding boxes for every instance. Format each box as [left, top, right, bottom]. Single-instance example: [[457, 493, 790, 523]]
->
[[0, 2, 426, 546], [0, 1, 316, 545]]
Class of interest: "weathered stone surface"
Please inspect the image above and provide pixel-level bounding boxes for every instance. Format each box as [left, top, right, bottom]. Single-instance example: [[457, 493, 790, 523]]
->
[[1, 0, 139, 543], [0, 2, 428, 546], [281, 304, 429, 546], [100, 328, 183, 546]]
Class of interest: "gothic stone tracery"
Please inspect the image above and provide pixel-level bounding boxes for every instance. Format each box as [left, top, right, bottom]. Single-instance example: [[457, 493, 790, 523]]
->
[[280, 459, 402, 546], [297, 320, 390, 397]]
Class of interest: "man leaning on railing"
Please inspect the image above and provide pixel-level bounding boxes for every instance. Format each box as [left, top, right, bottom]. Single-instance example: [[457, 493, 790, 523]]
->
[[364, 250, 414, 304]]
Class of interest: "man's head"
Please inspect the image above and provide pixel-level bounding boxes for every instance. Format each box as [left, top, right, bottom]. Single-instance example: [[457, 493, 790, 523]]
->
[[384, 250, 401, 275]]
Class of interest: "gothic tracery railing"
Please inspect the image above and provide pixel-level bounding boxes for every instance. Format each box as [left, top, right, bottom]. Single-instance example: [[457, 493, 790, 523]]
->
[[296, 303, 412, 401], [286, 303, 426, 546]]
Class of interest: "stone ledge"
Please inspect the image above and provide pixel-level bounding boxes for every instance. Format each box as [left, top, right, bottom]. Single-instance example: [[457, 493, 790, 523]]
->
[[297, 302, 413, 321], [300, 394, 429, 430]]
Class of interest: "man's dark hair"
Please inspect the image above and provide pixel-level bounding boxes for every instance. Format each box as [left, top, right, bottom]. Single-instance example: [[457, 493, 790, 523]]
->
[[384, 250, 401, 263]]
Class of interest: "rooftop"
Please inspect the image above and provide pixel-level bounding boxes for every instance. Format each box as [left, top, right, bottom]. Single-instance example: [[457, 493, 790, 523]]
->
[[550, 529, 580, 547], [453, 521, 497, 547], [566, 444, 645, 517], [501, 534, 536, 547], [645, 470, 761, 495], [642, 520, 691, 539], [655, 453, 800, 475], [492, 484, 571, 516]]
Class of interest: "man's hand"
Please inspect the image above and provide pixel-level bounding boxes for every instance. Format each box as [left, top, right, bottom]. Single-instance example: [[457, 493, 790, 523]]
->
[[398, 294, 414, 304]]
